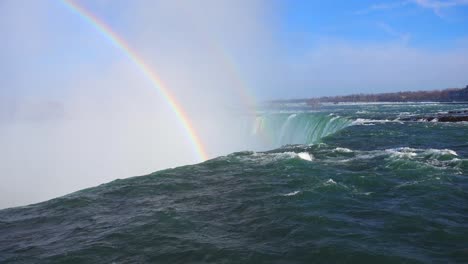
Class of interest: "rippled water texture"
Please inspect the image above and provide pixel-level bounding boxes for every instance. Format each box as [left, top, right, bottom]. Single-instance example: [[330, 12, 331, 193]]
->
[[1, 103, 467, 263]]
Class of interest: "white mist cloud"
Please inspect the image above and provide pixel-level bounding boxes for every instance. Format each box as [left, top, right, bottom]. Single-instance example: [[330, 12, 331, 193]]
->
[[0, 0, 272, 208]]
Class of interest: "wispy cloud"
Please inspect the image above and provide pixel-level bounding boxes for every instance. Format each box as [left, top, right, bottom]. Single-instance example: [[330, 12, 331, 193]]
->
[[355, 1, 409, 15], [378, 22, 412, 44], [412, 0, 468, 17], [356, 0, 468, 16], [413, 0, 468, 8]]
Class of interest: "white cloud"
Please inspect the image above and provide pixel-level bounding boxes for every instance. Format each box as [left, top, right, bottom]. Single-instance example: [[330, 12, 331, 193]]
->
[[412, 0, 468, 16], [355, 1, 410, 15], [356, 0, 468, 16]]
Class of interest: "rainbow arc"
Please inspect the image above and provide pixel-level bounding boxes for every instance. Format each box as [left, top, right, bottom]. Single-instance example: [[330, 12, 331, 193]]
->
[[62, 0, 209, 161]]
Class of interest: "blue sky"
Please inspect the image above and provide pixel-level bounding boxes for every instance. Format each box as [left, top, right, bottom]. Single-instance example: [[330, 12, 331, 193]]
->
[[262, 0, 468, 98], [278, 0, 468, 52]]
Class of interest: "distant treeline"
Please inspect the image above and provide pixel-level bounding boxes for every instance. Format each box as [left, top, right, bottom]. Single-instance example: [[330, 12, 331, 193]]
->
[[303, 86, 468, 104]]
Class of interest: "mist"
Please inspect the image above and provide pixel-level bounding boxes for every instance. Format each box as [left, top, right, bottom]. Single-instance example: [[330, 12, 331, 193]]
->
[[0, 0, 271, 208]]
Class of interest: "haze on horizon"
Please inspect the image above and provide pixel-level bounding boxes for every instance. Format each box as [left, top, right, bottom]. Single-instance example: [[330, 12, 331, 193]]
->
[[1, 0, 468, 208]]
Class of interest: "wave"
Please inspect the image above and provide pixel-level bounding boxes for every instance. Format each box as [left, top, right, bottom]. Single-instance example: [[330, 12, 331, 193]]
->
[[321, 146, 463, 172], [1, 142, 466, 263], [282, 190, 300, 196], [333, 147, 353, 153], [252, 113, 352, 147], [223, 144, 464, 174], [297, 152, 313, 161], [225, 150, 314, 165], [351, 118, 404, 125]]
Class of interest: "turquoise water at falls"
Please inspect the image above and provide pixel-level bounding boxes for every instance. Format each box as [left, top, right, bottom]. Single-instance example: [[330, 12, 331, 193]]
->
[[252, 113, 352, 147]]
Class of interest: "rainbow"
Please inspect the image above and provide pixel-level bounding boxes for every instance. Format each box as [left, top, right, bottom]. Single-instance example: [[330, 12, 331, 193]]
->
[[61, 0, 209, 161]]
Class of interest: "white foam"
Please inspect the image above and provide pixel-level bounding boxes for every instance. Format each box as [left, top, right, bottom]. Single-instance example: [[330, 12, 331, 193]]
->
[[385, 147, 417, 158], [238, 151, 299, 164], [282, 191, 300, 196], [324, 147, 464, 171], [325, 179, 336, 185], [297, 152, 313, 161], [334, 147, 353, 153], [352, 118, 405, 125], [427, 149, 458, 156], [352, 118, 390, 125]]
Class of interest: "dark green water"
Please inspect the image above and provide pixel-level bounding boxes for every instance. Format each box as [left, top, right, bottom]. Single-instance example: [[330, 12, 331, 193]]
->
[[1, 103, 468, 263]]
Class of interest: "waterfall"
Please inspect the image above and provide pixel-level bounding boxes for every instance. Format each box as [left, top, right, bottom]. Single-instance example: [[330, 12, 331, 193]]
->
[[252, 113, 351, 147]]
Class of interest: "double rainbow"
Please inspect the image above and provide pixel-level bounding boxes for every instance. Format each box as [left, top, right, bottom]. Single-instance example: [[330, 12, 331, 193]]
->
[[61, 0, 209, 161]]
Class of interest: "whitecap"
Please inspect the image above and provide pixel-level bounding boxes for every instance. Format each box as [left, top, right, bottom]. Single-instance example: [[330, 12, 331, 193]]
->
[[297, 152, 313, 161], [426, 148, 458, 156], [352, 118, 392, 125], [282, 191, 300, 196], [325, 179, 336, 185], [333, 147, 353, 153], [385, 147, 418, 158]]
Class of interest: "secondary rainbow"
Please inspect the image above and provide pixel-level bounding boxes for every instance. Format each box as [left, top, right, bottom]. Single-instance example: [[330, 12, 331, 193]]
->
[[61, 0, 208, 161], [172, 1, 258, 114]]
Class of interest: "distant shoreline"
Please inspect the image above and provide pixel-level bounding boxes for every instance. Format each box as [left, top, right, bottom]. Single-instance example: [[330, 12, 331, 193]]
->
[[269, 86, 468, 105]]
